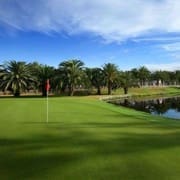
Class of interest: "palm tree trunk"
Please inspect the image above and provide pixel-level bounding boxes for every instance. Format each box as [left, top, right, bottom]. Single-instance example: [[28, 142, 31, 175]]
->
[[69, 84, 74, 96], [108, 82, 111, 95], [97, 86, 101, 95], [14, 89, 20, 97], [70, 89, 74, 96], [124, 87, 128, 94], [42, 81, 47, 96]]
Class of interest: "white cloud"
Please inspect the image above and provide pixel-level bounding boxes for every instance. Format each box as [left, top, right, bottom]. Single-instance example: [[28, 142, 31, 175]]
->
[[133, 36, 180, 42], [146, 62, 180, 71], [1, 0, 180, 42], [160, 42, 180, 60], [161, 42, 180, 52]]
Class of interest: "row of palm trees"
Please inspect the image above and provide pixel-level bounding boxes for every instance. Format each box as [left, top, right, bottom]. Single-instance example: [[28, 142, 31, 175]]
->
[[0, 60, 180, 96]]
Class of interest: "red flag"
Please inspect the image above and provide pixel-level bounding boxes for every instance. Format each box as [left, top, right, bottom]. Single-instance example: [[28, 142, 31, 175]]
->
[[45, 79, 50, 92]]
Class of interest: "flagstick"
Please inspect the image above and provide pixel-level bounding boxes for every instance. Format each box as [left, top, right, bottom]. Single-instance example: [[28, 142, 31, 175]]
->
[[46, 90, 49, 123], [46, 79, 50, 123]]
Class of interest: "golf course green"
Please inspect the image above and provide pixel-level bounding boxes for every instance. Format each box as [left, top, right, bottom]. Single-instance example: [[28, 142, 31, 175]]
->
[[0, 96, 180, 179]]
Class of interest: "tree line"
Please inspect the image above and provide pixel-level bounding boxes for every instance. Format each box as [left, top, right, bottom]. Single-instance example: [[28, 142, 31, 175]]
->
[[0, 60, 179, 96]]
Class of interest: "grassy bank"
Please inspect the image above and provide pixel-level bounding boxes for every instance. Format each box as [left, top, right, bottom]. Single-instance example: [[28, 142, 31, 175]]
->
[[0, 96, 180, 179], [97, 86, 180, 101], [113, 86, 180, 96]]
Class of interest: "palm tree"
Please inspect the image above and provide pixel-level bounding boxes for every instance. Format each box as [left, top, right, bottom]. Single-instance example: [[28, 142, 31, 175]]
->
[[86, 68, 105, 95], [0, 65, 5, 92], [175, 71, 180, 85], [0, 60, 35, 96], [59, 59, 84, 96], [103, 63, 118, 95], [32, 64, 55, 96], [152, 70, 170, 86], [137, 66, 150, 86], [119, 71, 138, 94]]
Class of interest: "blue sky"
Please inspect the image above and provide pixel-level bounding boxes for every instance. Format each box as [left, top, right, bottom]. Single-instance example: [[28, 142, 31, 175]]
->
[[0, 0, 180, 71]]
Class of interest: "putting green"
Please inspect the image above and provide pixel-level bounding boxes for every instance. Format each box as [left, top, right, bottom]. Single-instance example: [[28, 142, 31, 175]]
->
[[0, 97, 180, 179]]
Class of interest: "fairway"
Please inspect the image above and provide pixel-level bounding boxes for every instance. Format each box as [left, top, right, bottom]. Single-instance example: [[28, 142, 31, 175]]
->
[[1, 97, 180, 179]]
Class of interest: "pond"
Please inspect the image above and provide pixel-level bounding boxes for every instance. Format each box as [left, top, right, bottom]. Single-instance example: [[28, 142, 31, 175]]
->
[[108, 96, 180, 120]]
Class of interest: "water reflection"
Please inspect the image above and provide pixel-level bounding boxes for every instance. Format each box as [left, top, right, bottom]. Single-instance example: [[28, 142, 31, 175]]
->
[[109, 97, 180, 119]]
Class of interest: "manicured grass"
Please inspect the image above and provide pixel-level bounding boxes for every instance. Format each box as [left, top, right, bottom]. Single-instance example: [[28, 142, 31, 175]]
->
[[0, 96, 180, 179]]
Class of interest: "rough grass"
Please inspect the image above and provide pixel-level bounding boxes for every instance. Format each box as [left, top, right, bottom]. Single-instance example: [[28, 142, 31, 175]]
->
[[0, 96, 180, 179], [115, 86, 180, 96], [90, 87, 180, 99]]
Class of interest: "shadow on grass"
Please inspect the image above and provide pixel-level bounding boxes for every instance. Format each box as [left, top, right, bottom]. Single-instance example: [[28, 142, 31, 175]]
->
[[22, 114, 180, 130], [0, 94, 73, 99], [0, 95, 43, 99], [1, 126, 180, 179], [0, 93, 91, 99]]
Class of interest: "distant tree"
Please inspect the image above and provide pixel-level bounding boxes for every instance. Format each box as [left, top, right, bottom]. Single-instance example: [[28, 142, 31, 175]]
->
[[162, 71, 170, 85], [50, 68, 63, 95], [59, 59, 84, 96], [86, 68, 105, 95], [37, 65, 55, 96], [0, 60, 35, 96], [131, 68, 139, 79], [175, 71, 180, 85], [168, 71, 176, 85], [29, 62, 55, 96], [119, 71, 138, 94], [131, 68, 140, 85], [83, 68, 93, 91], [103, 63, 119, 95], [137, 66, 150, 86], [0, 65, 5, 91], [152, 71, 170, 86]]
